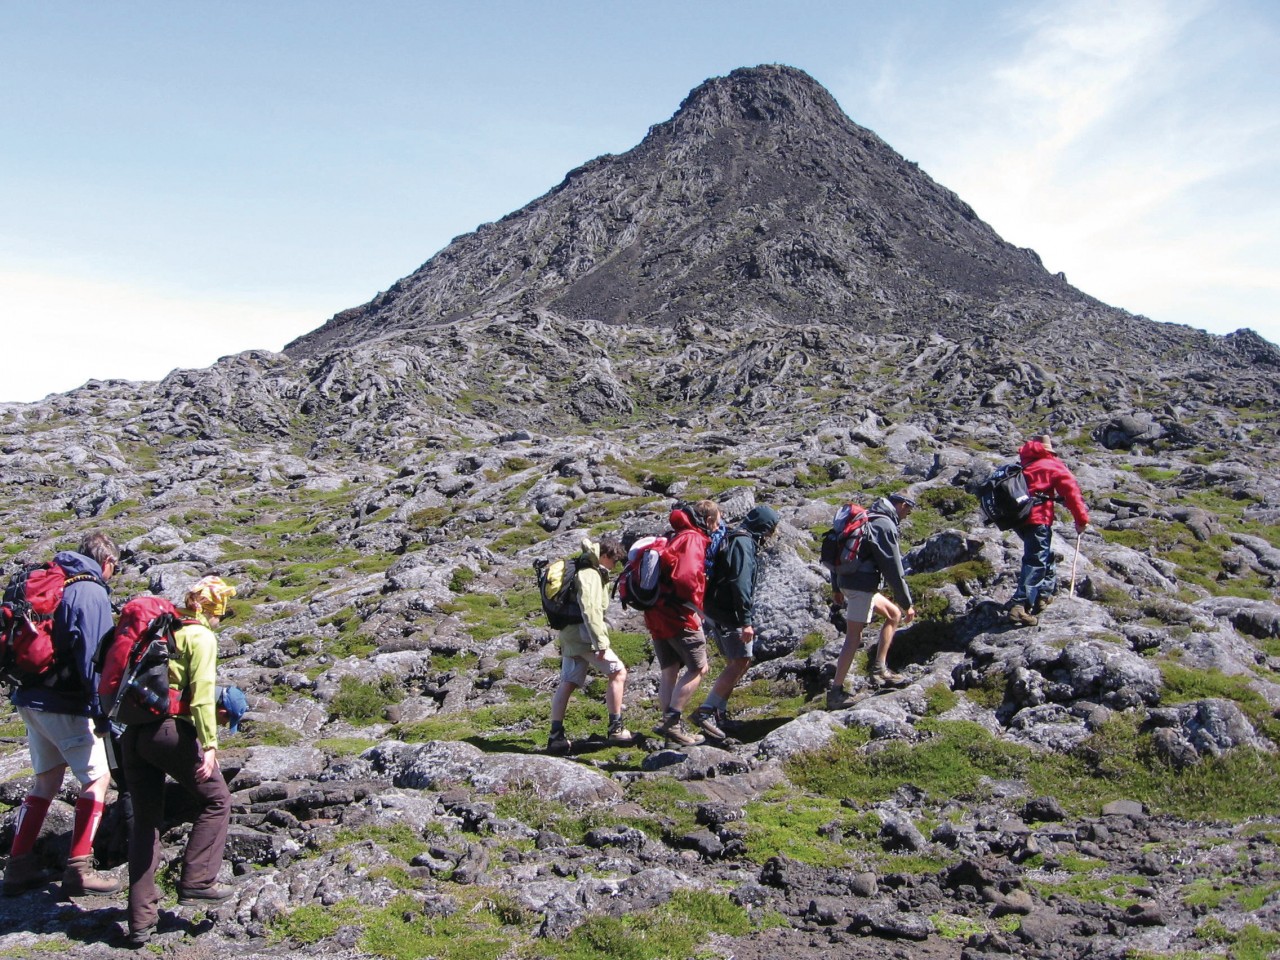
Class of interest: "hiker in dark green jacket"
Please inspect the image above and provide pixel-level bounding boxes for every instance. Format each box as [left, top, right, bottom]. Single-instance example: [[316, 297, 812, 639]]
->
[[691, 505, 780, 739]]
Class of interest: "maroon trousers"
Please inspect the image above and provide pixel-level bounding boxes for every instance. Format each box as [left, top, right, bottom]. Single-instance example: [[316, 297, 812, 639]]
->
[[121, 718, 230, 930]]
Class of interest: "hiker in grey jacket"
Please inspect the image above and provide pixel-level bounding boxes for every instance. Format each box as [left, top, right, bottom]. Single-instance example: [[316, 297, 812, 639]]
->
[[827, 493, 917, 707]]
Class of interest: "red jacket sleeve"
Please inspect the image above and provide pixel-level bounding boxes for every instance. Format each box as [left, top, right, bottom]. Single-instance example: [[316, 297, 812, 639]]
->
[[1046, 459, 1089, 526]]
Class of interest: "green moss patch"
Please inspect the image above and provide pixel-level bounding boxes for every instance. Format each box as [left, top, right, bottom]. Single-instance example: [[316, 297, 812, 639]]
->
[[785, 715, 1280, 822], [527, 890, 764, 960], [330, 675, 403, 726]]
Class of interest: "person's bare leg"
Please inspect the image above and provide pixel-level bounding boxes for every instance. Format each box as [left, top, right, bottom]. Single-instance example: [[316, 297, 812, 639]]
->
[[832, 622, 868, 690], [870, 595, 903, 670]]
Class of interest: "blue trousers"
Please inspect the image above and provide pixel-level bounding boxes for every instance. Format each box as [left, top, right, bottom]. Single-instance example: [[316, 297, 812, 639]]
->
[[1012, 524, 1056, 609]]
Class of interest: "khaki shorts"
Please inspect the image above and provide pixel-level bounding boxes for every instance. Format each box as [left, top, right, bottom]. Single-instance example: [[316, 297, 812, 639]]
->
[[652, 625, 709, 672], [843, 590, 879, 625], [561, 648, 625, 687], [17, 706, 110, 785]]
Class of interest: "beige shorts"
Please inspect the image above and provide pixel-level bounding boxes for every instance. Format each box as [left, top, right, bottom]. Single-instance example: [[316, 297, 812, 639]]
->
[[652, 625, 709, 672], [17, 706, 111, 785], [561, 648, 625, 687], [844, 590, 879, 625]]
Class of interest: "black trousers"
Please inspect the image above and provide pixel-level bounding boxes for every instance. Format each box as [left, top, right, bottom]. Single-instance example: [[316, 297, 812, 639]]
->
[[121, 719, 230, 931]]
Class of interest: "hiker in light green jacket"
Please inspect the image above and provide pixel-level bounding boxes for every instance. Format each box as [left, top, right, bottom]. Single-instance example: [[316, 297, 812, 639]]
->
[[547, 537, 633, 754]]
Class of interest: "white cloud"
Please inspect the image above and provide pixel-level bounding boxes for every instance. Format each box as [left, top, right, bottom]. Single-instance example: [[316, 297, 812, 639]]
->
[[0, 269, 322, 403], [910, 0, 1280, 343]]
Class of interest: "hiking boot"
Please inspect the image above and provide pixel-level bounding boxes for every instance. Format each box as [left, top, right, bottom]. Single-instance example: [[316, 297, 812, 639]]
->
[[3, 854, 52, 896], [546, 732, 572, 755], [825, 687, 858, 710], [713, 707, 741, 734], [653, 716, 704, 747], [124, 923, 156, 949], [177, 882, 233, 905], [870, 665, 908, 688], [62, 855, 123, 897], [689, 707, 726, 740], [1008, 604, 1038, 627], [606, 722, 635, 746], [1032, 594, 1054, 615]]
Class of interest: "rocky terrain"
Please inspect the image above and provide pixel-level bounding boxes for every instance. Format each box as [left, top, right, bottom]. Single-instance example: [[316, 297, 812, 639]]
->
[[1, 65, 1278, 960]]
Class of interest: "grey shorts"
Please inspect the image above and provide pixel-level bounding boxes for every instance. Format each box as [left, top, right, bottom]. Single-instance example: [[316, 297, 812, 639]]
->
[[652, 626, 709, 672], [705, 618, 754, 660], [17, 706, 110, 785], [560, 648, 625, 687], [844, 590, 878, 624]]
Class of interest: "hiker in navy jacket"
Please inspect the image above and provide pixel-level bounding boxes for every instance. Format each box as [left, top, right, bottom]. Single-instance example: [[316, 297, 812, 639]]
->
[[4, 533, 123, 899], [692, 505, 780, 738]]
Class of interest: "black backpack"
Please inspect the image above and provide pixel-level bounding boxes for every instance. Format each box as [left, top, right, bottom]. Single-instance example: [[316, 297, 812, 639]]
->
[[534, 557, 585, 630], [706, 529, 751, 611], [977, 464, 1042, 530]]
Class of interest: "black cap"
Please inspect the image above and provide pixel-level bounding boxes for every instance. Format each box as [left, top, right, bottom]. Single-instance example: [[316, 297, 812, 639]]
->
[[889, 492, 917, 509]]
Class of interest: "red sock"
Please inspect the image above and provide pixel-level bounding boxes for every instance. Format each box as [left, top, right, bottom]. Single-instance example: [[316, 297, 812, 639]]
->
[[69, 796, 104, 859], [9, 795, 51, 858]]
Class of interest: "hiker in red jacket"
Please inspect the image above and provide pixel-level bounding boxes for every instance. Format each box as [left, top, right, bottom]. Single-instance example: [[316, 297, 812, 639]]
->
[[644, 501, 721, 746], [1009, 435, 1089, 626]]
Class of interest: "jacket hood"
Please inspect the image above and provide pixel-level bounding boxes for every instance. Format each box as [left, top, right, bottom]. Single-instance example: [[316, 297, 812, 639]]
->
[[52, 550, 105, 581], [669, 507, 707, 534], [576, 538, 602, 567], [743, 505, 780, 537], [868, 497, 900, 525], [1019, 439, 1055, 464]]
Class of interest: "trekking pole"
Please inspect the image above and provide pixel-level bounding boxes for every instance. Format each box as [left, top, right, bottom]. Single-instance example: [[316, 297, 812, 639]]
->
[[1068, 531, 1081, 596]]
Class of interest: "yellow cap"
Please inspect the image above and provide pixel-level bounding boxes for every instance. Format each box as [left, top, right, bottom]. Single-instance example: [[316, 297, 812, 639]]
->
[[186, 576, 237, 617]]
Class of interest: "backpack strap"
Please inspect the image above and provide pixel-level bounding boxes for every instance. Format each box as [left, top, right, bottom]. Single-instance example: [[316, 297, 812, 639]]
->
[[47, 573, 101, 683]]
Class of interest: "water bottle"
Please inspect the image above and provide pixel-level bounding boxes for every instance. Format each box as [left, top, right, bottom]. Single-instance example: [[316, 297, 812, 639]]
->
[[126, 675, 169, 713]]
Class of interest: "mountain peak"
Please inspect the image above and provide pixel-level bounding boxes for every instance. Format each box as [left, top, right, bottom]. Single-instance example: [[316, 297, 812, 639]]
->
[[665, 63, 848, 133], [286, 65, 1061, 358], [283, 64, 1244, 389]]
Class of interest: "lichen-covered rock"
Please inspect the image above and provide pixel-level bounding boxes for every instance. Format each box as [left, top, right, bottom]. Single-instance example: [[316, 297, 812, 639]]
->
[[365, 740, 623, 805], [231, 746, 328, 790], [1144, 698, 1276, 767]]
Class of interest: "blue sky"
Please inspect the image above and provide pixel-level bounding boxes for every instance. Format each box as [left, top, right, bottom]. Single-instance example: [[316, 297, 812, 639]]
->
[[2, 0, 1277, 402]]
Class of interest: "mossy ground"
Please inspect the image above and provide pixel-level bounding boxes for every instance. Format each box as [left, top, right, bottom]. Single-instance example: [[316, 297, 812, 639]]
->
[[786, 716, 1280, 822], [268, 876, 773, 960]]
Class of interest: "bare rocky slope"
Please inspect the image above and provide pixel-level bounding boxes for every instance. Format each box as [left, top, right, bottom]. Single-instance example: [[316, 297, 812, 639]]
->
[[1, 65, 1279, 960]]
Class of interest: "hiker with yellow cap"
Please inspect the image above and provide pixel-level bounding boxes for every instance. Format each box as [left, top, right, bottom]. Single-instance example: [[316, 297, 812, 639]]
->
[[119, 576, 240, 947]]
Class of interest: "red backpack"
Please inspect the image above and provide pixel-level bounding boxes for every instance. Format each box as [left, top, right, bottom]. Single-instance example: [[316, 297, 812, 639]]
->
[[0, 562, 96, 686], [818, 503, 872, 575], [614, 536, 668, 611], [96, 595, 190, 725]]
